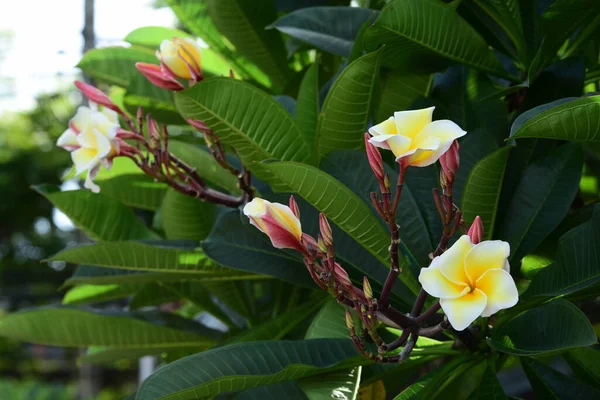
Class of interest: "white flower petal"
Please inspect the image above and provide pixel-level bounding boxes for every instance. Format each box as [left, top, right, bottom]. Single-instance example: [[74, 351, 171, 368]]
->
[[437, 235, 473, 286], [369, 117, 397, 137], [419, 258, 469, 299], [413, 119, 467, 145], [440, 289, 487, 331], [465, 240, 511, 285], [84, 166, 101, 193], [476, 269, 518, 317], [71, 148, 99, 175], [70, 106, 92, 132], [393, 107, 434, 139], [406, 139, 449, 167], [57, 129, 79, 150]]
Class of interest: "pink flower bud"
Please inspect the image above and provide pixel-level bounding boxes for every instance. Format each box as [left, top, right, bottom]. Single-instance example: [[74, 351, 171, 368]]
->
[[289, 195, 300, 219], [243, 198, 304, 252], [135, 62, 185, 91], [319, 213, 333, 247], [74, 81, 121, 114], [440, 140, 460, 184], [364, 133, 384, 182], [333, 262, 353, 290], [468, 216, 484, 244], [301, 233, 319, 252], [186, 118, 211, 133]]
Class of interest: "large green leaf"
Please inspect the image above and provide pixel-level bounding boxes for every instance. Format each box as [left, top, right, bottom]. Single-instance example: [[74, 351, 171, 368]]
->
[[497, 143, 584, 262], [77, 46, 156, 87], [270, 7, 377, 57], [123, 73, 184, 125], [202, 210, 314, 287], [522, 357, 600, 399], [467, 365, 507, 400], [206, 0, 289, 90], [488, 299, 596, 355], [525, 205, 600, 297], [96, 174, 166, 211], [136, 339, 364, 399], [162, 189, 216, 241], [374, 69, 431, 123], [461, 147, 511, 240], [305, 300, 348, 340], [299, 368, 361, 400], [175, 78, 312, 167], [0, 307, 216, 348], [252, 161, 420, 294], [511, 96, 600, 142], [364, 0, 510, 78], [296, 62, 320, 150], [129, 283, 181, 309], [49, 241, 254, 279], [315, 51, 382, 158], [35, 186, 157, 241], [564, 347, 600, 390], [64, 265, 191, 287], [62, 284, 140, 305]]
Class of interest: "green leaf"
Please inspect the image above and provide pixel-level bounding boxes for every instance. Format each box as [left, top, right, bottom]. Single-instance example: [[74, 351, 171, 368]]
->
[[525, 205, 600, 297], [175, 78, 312, 167], [364, 0, 510, 79], [305, 300, 348, 339], [167, 141, 240, 194], [96, 174, 166, 211], [461, 147, 511, 240], [124, 26, 192, 47], [467, 365, 507, 400], [202, 210, 314, 287], [162, 189, 216, 241], [299, 367, 362, 400], [470, 0, 525, 60], [206, 0, 289, 90], [64, 265, 192, 287], [296, 62, 320, 150], [511, 96, 600, 142], [34, 186, 157, 241], [80, 346, 195, 366], [136, 339, 364, 400], [129, 283, 181, 309], [270, 7, 378, 57], [498, 143, 584, 262], [62, 284, 139, 305], [123, 73, 184, 125], [564, 347, 600, 390], [488, 299, 597, 355], [77, 46, 156, 87], [315, 50, 382, 158], [201, 281, 254, 319], [252, 161, 420, 294], [522, 357, 600, 400], [0, 307, 215, 348], [374, 69, 431, 124], [49, 241, 254, 279]]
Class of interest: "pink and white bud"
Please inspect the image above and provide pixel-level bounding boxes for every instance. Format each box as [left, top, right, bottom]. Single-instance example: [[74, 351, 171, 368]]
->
[[364, 132, 384, 182], [333, 262, 353, 290], [243, 198, 304, 252], [156, 38, 203, 81], [136, 62, 185, 91], [319, 213, 333, 247], [440, 140, 460, 184], [468, 216, 484, 244], [74, 81, 121, 114], [186, 118, 212, 133], [289, 195, 300, 219]]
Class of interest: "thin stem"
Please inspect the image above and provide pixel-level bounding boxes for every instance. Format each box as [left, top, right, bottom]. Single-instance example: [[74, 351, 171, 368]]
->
[[381, 329, 410, 352], [416, 300, 441, 323], [410, 289, 428, 317], [399, 333, 418, 362]]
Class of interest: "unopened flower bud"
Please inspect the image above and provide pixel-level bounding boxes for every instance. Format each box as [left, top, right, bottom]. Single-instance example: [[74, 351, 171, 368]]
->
[[364, 133, 384, 182], [289, 195, 300, 219], [345, 310, 354, 330], [440, 140, 460, 184], [157, 37, 203, 81], [467, 216, 484, 244], [74, 81, 121, 114], [383, 174, 391, 190], [301, 233, 318, 252], [333, 262, 353, 290], [186, 118, 211, 133], [243, 198, 304, 252], [136, 62, 185, 91], [317, 235, 328, 253], [319, 213, 333, 247], [363, 276, 373, 300]]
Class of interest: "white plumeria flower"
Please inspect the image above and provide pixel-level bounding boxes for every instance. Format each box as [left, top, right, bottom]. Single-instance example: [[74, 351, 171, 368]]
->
[[368, 107, 467, 167], [243, 198, 304, 252], [418, 235, 518, 331], [56, 103, 120, 193]]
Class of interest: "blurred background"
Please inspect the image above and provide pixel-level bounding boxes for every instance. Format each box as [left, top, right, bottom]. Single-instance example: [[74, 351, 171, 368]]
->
[[0, 1, 175, 398]]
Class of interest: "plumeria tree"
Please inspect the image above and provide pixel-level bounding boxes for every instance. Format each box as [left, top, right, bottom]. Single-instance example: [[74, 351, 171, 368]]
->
[[2, 0, 600, 398]]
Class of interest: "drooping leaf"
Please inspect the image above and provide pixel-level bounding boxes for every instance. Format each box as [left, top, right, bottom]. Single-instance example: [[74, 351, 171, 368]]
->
[[498, 143, 584, 262], [364, 0, 511, 79], [0, 307, 216, 348], [525, 205, 600, 297], [461, 147, 511, 240], [315, 50, 382, 158], [77, 46, 156, 87], [136, 339, 364, 400], [34, 185, 157, 241], [162, 189, 216, 241], [299, 367, 362, 400], [488, 299, 597, 355], [374, 69, 431, 124], [175, 78, 312, 167], [522, 357, 600, 400], [511, 96, 600, 142], [270, 7, 378, 57], [96, 174, 166, 211], [467, 365, 507, 400], [564, 347, 600, 390], [305, 300, 348, 340], [64, 265, 192, 287], [296, 62, 320, 151], [62, 284, 140, 305], [129, 283, 182, 309]]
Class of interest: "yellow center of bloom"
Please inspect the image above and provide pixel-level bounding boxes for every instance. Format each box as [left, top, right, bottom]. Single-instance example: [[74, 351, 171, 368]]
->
[[157, 37, 202, 80]]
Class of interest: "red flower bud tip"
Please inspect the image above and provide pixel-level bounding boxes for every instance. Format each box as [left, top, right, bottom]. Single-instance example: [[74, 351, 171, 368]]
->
[[333, 262, 353, 290], [468, 216, 484, 244], [135, 62, 185, 91], [289, 195, 300, 219], [74, 80, 121, 113], [186, 118, 211, 133], [319, 213, 333, 247], [147, 117, 160, 141], [440, 140, 460, 184], [364, 132, 384, 182]]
